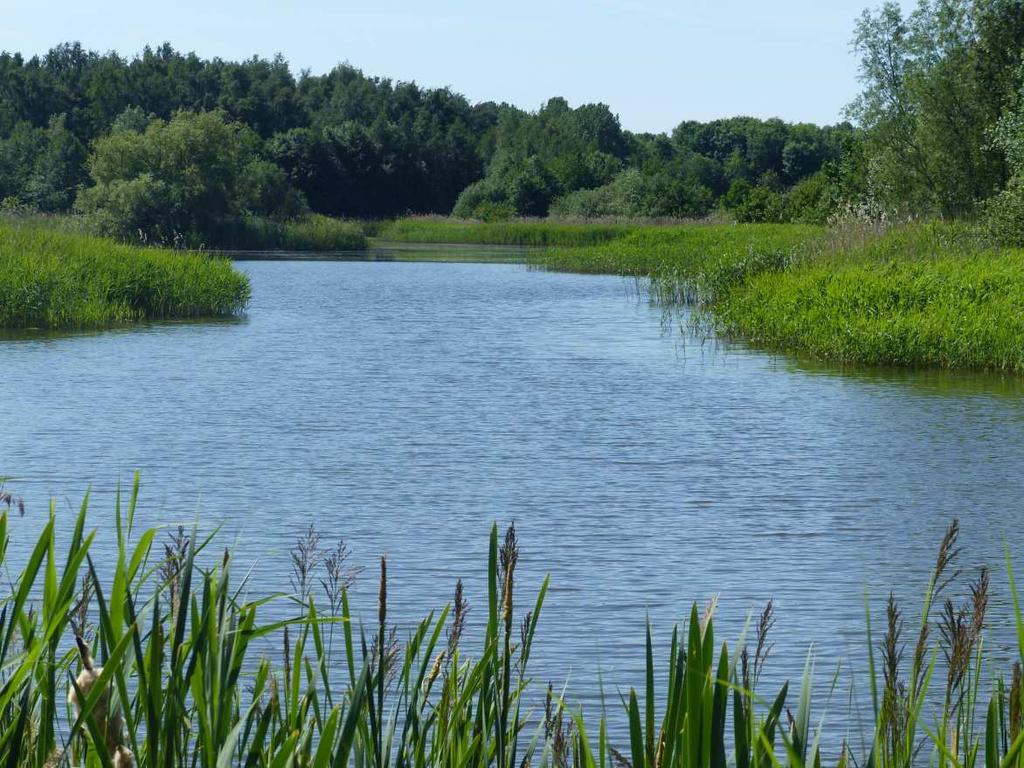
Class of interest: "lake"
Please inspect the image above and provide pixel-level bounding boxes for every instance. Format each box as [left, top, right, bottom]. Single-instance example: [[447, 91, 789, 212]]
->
[[3, 253, 1024, 740]]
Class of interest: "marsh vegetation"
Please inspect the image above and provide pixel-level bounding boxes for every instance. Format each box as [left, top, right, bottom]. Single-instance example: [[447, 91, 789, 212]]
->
[[0, 218, 250, 329], [0, 481, 1020, 768]]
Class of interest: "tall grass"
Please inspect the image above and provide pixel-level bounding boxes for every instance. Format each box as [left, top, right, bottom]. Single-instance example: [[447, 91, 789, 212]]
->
[[1, 479, 1022, 768], [533, 224, 823, 293], [373, 217, 639, 247], [532, 220, 1024, 373], [202, 215, 368, 251], [715, 224, 1024, 372], [0, 220, 250, 330]]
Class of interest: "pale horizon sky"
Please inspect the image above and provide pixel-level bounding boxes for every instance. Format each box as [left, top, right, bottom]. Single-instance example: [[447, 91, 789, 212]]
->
[[0, 0, 913, 134]]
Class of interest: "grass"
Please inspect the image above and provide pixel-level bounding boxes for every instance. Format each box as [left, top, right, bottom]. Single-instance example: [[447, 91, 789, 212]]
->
[[0, 477, 1021, 768], [204, 214, 368, 251], [533, 223, 823, 289], [528, 219, 1024, 374], [0, 219, 250, 330], [715, 224, 1024, 372], [372, 216, 640, 247]]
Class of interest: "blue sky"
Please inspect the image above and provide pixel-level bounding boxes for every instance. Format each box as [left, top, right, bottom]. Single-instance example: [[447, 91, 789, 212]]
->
[[0, 0, 911, 134]]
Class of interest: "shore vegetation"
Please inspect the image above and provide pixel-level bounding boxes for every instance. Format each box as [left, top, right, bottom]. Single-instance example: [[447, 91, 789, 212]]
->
[[0, 218, 250, 330], [0, 480, 1017, 768]]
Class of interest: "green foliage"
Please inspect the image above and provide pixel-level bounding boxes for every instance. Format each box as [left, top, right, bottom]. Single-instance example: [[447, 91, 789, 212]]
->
[[550, 167, 715, 219], [535, 224, 822, 293], [716, 223, 1024, 371], [847, 0, 1024, 216], [76, 110, 303, 245], [0, 43, 850, 228], [732, 187, 786, 224], [0, 115, 86, 212], [238, 159, 307, 220], [0, 480, 1017, 768], [985, 65, 1024, 246], [783, 171, 839, 224], [0, 218, 250, 329], [207, 214, 368, 251]]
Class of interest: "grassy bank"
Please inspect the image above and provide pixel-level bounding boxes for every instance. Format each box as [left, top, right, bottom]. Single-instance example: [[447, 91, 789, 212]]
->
[[713, 224, 1024, 371], [0, 220, 250, 330], [0, 479, 1019, 768], [372, 216, 639, 246], [528, 220, 1024, 373], [533, 223, 823, 288]]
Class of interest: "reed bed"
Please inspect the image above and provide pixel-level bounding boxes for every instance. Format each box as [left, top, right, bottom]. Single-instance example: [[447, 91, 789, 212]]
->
[[204, 215, 368, 251], [533, 220, 1024, 373], [0, 478, 1022, 768], [715, 224, 1024, 372], [0, 220, 250, 330], [372, 217, 639, 247], [533, 224, 822, 289]]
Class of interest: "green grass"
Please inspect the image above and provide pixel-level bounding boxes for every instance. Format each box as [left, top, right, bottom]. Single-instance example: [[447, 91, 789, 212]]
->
[[531, 219, 1024, 373], [372, 216, 638, 246], [716, 224, 1024, 372], [201, 214, 368, 251], [534, 223, 823, 283], [0, 478, 1020, 768], [0, 219, 250, 330]]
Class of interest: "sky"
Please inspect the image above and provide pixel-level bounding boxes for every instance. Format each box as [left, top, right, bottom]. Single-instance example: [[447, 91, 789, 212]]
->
[[0, 0, 913, 134]]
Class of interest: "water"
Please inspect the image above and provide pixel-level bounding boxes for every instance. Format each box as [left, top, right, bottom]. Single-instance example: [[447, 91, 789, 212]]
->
[[3, 254, 1024, 748]]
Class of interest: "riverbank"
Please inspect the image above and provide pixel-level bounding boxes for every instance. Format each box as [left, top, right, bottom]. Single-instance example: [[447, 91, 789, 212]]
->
[[522, 219, 1024, 373], [715, 224, 1024, 371], [0, 219, 250, 330], [0, 483, 1014, 768]]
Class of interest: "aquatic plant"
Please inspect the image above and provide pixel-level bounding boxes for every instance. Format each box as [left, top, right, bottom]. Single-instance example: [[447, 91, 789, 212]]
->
[[202, 215, 368, 251], [716, 224, 1024, 372], [373, 217, 639, 247], [0, 219, 250, 329], [0, 479, 1020, 768]]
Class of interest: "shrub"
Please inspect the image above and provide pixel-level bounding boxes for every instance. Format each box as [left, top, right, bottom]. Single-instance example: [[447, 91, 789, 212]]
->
[[76, 110, 305, 245]]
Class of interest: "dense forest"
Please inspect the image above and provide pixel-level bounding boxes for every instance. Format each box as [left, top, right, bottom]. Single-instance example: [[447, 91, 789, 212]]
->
[[1, 0, 1023, 244], [0, 41, 849, 237]]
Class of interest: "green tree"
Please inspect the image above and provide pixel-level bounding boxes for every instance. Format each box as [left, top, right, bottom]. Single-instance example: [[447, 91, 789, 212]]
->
[[76, 110, 299, 241], [847, 0, 1023, 216]]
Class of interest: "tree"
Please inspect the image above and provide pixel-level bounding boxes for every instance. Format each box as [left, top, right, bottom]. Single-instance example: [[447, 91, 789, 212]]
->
[[0, 114, 85, 211], [76, 110, 301, 241], [847, 0, 1023, 216]]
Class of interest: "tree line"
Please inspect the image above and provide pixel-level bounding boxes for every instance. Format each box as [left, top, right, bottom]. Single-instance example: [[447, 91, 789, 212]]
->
[[0, 42, 848, 240], [1, 0, 1023, 244]]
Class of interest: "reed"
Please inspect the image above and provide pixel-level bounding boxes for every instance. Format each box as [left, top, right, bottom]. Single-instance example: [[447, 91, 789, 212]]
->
[[0, 219, 250, 330], [716, 224, 1024, 372], [373, 217, 639, 247], [533, 220, 1024, 373], [203, 215, 368, 251], [532, 224, 822, 291], [0, 479, 1021, 768]]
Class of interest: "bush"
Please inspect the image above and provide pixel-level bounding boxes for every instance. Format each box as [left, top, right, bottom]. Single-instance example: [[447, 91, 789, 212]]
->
[[239, 159, 308, 220], [733, 186, 786, 223], [451, 178, 510, 220], [75, 110, 305, 245], [984, 181, 1024, 246], [550, 168, 715, 220], [783, 171, 838, 224]]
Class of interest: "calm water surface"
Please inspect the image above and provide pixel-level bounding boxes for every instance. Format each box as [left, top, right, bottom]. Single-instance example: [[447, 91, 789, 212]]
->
[[3, 255, 1024, 741]]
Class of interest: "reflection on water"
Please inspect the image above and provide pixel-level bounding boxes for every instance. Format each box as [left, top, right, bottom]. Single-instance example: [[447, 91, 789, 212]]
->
[[2, 253, 1024, 747]]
